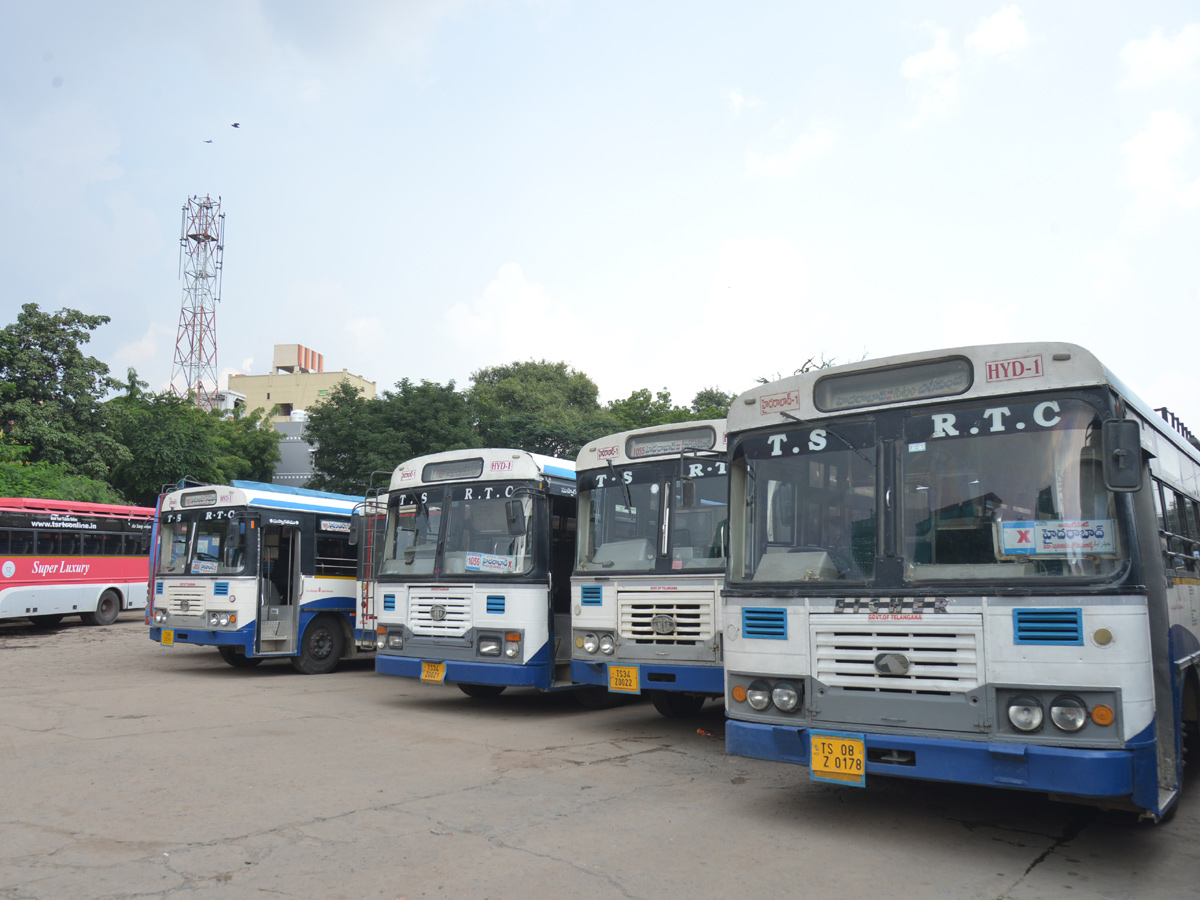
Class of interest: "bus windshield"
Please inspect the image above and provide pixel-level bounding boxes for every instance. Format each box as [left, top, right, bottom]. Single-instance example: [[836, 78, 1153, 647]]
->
[[731, 397, 1126, 584], [157, 514, 250, 576], [379, 485, 536, 577], [577, 459, 728, 573]]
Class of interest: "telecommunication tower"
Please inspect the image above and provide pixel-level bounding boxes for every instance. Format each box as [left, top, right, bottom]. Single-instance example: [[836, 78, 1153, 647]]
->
[[171, 194, 225, 411]]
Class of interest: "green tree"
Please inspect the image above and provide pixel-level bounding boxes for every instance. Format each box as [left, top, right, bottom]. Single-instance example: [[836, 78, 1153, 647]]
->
[[0, 303, 129, 479], [304, 378, 478, 495], [470, 360, 616, 458], [0, 438, 125, 503], [606, 388, 692, 431], [211, 406, 282, 484], [689, 387, 735, 420]]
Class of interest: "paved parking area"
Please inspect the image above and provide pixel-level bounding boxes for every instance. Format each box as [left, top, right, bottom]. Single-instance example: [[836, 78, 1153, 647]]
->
[[1, 614, 1198, 899]]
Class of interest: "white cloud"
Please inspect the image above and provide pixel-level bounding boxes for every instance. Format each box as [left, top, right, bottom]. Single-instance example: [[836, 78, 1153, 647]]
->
[[745, 125, 835, 178], [112, 322, 174, 376], [901, 27, 959, 127], [965, 6, 1030, 59], [1121, 24, 1200, 89], [345, 315, 386, 361], [1120, 109, 1200, 234], [723, 88, 761, 117]]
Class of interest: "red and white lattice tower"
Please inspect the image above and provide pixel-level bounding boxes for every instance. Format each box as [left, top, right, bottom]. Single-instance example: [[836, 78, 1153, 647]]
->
[[171, 194, 225, 411]]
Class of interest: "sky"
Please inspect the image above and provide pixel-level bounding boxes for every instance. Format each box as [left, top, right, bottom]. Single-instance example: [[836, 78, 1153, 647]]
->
[[3, 2, 1200, 433]]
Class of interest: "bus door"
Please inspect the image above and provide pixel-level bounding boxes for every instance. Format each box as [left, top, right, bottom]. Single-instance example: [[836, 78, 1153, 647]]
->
[[258, 519, 301, 655]]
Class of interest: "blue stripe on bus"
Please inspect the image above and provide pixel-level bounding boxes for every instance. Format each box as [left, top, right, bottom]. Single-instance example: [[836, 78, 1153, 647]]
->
[[541, 465, 576, 481], [580, 585, 602, 606], [1012, 608, 1083, 645], [742, 607, 787, 639]]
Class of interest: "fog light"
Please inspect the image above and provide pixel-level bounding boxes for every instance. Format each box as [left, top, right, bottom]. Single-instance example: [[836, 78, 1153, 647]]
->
[[599, 634, 615, 655], [1007, 696, 1044, 732], [504, 641, 519, 658], [582, 632, 599, 654], [772, 681, 800, 713], [1050, 696, 1087, 732], [747, 680, 772, 711]]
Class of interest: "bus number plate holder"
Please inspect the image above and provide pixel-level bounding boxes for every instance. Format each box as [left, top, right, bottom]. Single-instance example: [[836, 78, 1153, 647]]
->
[[161, 630, 174, 647], [810, 731, 866, 787], [608, 664, 640, 694], [421, 661, 446, 684]]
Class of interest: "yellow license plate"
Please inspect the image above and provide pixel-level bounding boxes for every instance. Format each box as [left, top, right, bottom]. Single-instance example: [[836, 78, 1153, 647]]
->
[[810, 732, 866, 787], [161, 629, 174, 647], [607, 664, 640, 694], [421, 661, 446, 684]]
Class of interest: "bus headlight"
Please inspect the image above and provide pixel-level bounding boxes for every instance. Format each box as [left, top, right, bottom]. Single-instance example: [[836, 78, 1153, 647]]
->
[[582, 632, 599, 654], [208, 612, 219, 627], [504, 633, 520, 658], [1007, 696, 1044, 732], [747, 680, 772, 711], [772, 681, 800, 713], [387, 633, 404, 650], [154, 609, 167, 624], [479, 636, 502, 656], [598, 634, 615, 655], [1050, 696, 1087, 732]]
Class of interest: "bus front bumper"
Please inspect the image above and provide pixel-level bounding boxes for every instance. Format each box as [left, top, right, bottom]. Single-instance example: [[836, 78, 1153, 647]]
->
[[375, 653, 551, 689], [725, 720, 1153, 800], [571, 659, 723, 694]]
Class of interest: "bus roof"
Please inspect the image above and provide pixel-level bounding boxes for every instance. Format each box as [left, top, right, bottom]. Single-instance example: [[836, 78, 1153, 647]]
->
[[0, 497, 155, 517], [160, 481, 358, 517], [389, 448, 576, 491], [576, 419, 728, 472]]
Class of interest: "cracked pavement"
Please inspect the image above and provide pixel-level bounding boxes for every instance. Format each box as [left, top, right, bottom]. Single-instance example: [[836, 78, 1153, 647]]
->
[[1, 616, 1197, 899]]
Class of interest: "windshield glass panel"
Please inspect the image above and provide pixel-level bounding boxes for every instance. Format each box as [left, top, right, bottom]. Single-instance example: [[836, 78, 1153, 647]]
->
[[381, 489, 444, 575], [902, 398, 1124, 581], [731, 422, 877, 584], [577, 467, 663, 572], [158, 514, 249, 576], [672, 458, 728, 571], [441, 489, 535, 576]]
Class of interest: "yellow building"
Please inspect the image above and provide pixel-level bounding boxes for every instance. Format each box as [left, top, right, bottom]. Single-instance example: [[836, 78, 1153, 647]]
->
[[228, 344, 376, 423]]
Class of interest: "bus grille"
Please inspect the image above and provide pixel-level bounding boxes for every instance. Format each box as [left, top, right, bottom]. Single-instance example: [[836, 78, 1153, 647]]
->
[[164, 585, 207, 618], [617, 591, 716, 645], [409, 594, 471, 637], [810, 615, 983, 694]]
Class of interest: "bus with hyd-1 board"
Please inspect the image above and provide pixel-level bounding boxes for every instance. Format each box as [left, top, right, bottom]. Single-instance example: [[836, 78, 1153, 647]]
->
[[371, 448, 578, 697], [148, 481, 368, 674], [721, 342, 1200, 820], [571, 420, 729, 716]]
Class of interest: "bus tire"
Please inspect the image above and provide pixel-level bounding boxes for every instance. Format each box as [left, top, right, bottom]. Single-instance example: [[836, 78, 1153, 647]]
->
[[290, 615, 344, 675], [651, 691, 707, 718], [81, 590, 121, 627], [218, 646, 263, 669], [29, 614, 65, 628], [457, 683, 506, 699]]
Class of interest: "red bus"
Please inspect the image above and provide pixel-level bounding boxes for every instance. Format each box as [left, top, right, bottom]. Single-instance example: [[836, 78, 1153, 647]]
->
[[0, 498, 155, 627]]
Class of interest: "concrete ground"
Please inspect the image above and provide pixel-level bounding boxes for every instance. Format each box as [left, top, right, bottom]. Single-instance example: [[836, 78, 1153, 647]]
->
[[1, 613, 1197, 900]]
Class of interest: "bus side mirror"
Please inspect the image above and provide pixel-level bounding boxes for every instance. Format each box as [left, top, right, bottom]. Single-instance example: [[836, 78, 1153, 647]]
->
[[1102, 419, 1143, 492], [348, 519, 359, 547], [505, 499, 527, 536], [681, 480, 696, 508], [227, 522, 242, 551]]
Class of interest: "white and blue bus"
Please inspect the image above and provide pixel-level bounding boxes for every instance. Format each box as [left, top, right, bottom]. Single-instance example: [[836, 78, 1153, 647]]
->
[[571, 421, 729, 716], [148, 481, 369, 674], [372, 449, 578, 697], [722, 342, 1200, 820]]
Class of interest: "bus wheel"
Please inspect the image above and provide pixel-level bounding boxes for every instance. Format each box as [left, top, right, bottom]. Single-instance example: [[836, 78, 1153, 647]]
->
[[81, 590, 120, 627], [651, 691, 707, 718], [218, 646, 263, 668], [457, 683, 506, 699], [290, 615, 344, 675], [29, 615, 65, 628]]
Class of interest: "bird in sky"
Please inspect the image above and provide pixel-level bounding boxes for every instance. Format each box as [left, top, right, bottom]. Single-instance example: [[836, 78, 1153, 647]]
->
[[231, 122, 240, 128], [204, 139, 213, 143]]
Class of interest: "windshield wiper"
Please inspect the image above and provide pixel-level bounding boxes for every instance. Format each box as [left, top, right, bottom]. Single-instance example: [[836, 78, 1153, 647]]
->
[[605, 458, 635, 514]]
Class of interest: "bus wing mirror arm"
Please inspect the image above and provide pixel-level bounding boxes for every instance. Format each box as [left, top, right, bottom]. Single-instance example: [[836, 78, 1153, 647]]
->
[[1102, 419, 1145, 492]]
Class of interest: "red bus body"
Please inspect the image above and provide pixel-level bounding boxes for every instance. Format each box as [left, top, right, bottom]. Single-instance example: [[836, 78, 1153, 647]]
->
[[0, 498, 155, 626]]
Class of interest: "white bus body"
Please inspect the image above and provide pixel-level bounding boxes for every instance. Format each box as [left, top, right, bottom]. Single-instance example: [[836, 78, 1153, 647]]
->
[[372, 449, 578, 696], [722, 343, 1200, 819], [572, 420, 729, 717], [148, 481, 367, 674]]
